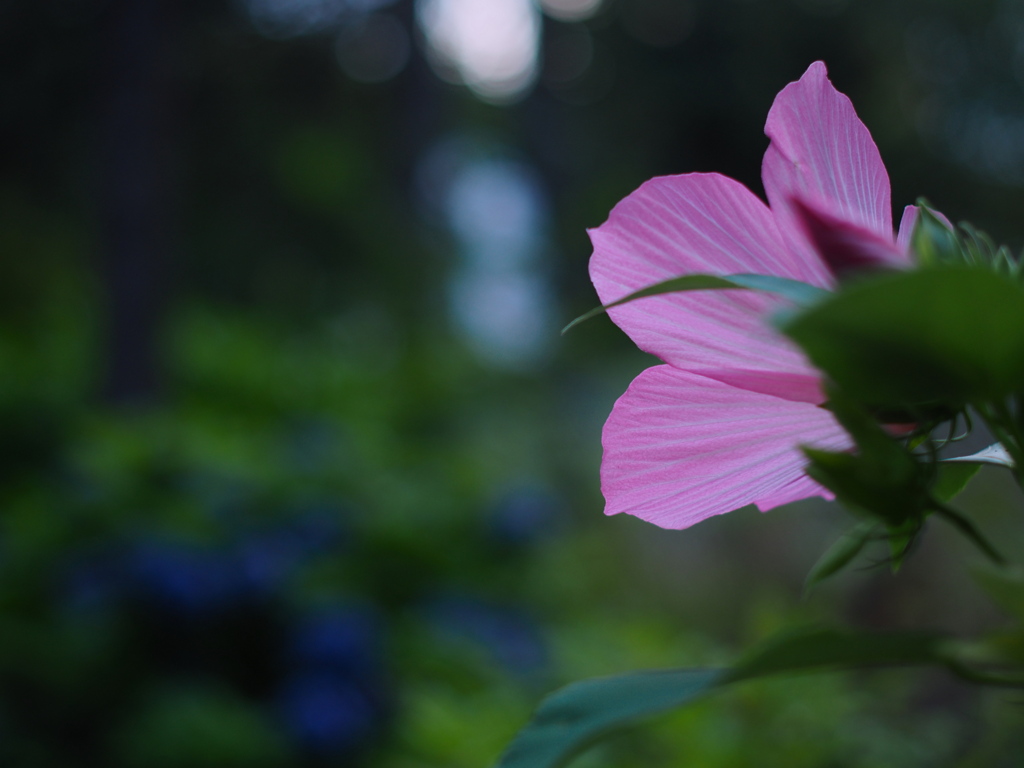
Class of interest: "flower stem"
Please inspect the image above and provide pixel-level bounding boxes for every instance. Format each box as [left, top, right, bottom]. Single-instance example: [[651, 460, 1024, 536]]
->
[[931, 501, 1006, 565]]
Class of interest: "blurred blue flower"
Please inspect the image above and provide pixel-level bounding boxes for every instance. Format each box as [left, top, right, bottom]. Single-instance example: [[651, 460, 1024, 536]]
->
[[487, 483, 561, 546], [289, 603, 382, 676], [426, 593, 548, 676], [233, 532, 300, 597], [289, 499, 347, 548], [57, 547, 123, 614], [125, 538, 236, 616], [232, 502, 347, 597], [277, 673, 380, 754]]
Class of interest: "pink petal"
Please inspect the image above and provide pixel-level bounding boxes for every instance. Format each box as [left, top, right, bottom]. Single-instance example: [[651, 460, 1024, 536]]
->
[[791, 196, 910, 276], [691, 369, 826, 404], [601, 365, 852, 530], [588, 173, 830, 383], [763, 62, 893, 267]]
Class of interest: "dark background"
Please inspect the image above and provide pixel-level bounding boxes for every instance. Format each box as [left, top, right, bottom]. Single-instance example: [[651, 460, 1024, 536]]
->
[[2, 0, 1024, 765]]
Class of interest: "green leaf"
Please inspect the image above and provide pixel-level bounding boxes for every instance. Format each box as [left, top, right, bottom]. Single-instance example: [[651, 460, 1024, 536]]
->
[[972, 565, 1024, 623], [802, 389, 927, 526], [801, 390, 953, 564], [913, 447, 1005, 568], [802, 445, 924, 529], [495, 627, 946, 768], [940, 634, 1024, 686], [495, 669, 723, 768], [782, 266, 1024, 409], [723, 626, 943, 684], [931, 504, 1005, 565], [804, 521, 877, 591], [932, 462, 982, 502], [562, 273, 828, 333], [823, 387, 918, 468], [951, 632, 1024, 675]]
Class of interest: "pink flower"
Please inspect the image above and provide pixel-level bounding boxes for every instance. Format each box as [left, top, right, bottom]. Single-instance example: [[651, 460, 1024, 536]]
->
[[589, 62, 921, 530]]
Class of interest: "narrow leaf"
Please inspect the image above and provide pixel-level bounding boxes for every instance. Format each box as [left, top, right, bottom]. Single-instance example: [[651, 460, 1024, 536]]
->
[[562, 273, 828, 333], [725, 273, 831, 304], [804, 521, 877, 591]]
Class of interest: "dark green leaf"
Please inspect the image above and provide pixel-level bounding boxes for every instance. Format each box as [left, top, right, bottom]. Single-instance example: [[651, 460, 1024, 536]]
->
[[823, 387, 917, 468], [803, 448, 925, 528], [782, 266, 1024, 408], [562, 273, 828, 333], [724, 626, 943, 684], [972, 565, 1024, 623]]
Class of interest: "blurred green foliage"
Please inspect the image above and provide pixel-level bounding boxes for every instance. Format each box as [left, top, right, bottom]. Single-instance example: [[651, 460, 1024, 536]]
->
[[3, 0, 1024, 765]]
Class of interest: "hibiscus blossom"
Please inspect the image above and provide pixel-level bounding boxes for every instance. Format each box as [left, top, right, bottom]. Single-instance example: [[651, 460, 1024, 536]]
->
[[589, 61, 922, 530]]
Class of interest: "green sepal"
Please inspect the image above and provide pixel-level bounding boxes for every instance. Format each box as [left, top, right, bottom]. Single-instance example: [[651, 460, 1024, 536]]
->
[[911, 203, 1023, 280], [804, 521, 878, 592], [886, 519, 922, 573], [911, 201, 959, 267], [932, 462, 982, 503], [803, 390, 928, 529]]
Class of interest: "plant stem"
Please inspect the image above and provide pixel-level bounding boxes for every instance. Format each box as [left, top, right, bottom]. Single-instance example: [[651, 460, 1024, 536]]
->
[[932, 501, 1006, 565]]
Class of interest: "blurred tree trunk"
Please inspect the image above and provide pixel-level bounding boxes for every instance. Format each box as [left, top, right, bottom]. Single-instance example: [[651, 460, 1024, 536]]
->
[[96, 0, 179, 406]]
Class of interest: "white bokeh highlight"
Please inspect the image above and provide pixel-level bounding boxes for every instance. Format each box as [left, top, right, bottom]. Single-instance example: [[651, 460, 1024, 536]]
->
[[537, 0, 601, 22], [417, 0, 540, 102], [423, 146, 554, 369]]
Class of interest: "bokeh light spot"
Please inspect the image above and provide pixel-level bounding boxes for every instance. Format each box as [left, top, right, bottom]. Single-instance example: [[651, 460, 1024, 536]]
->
[[543, 24, 593, 87], [417, 0, 540, 102], [538, 0, 601, 22]]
